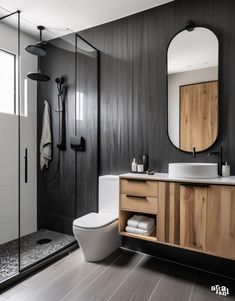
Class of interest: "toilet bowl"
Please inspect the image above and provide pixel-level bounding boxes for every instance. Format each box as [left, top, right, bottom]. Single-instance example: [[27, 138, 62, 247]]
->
[[73, 175, 121, 262], [73, 212, 121, 261]]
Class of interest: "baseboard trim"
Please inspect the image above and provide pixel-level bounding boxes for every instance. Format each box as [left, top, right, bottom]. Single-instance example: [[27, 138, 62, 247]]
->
[[122, 237, 235, 279]]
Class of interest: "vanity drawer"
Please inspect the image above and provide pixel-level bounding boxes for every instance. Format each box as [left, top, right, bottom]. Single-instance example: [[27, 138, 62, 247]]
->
[[120, 194, 157, 214], [120, 179, 158, 197]]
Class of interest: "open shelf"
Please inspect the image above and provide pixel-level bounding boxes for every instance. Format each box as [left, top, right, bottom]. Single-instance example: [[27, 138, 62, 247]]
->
[[120, 231, 157, 242], [120, 208, 156, 214], [119, 210, 157, 243]]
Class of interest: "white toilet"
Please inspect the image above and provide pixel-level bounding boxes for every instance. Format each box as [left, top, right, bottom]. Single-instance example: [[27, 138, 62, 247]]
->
[[73, 175, 121, 262]]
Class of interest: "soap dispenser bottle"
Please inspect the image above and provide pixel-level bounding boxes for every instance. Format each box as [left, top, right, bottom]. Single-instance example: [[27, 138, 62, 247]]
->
[[222, 162, 230, 177], [142, 153, 149, 172], [131, 158, 137, 172]]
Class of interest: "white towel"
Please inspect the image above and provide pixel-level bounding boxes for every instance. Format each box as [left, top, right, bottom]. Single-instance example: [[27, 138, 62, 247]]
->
[[127, 215, 145, 228], [125, 225, 155, 236], [40, 100, 52, 170], [138, 219, 155, 231], [127, 215, 155, 231]]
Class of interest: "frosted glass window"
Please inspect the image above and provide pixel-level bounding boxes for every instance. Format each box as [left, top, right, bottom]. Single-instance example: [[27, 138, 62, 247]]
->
[[0, 49, 15, 114]]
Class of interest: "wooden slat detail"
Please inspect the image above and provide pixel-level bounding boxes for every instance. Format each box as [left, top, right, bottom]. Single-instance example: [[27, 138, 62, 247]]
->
[[157, 182, 169, 242], [220, 187, 235, 258], [157, 182, 180, 244], [206, 186, 235, 259], [194, 188, 207, 250], [205, 185, 221, 254], [169, 183, 180, 244], [180, 185, 207, 250], [180, 185, 194, 247]]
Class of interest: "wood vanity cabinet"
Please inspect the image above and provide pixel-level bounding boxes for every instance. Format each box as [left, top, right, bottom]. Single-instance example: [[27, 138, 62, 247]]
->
[[180, 184, 235, 259], [119, 176, 235, 261]]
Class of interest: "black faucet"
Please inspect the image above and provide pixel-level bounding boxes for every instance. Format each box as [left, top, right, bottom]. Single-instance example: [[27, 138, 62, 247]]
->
[[192, 147, 196, 158], [207, 146, 223, 176]]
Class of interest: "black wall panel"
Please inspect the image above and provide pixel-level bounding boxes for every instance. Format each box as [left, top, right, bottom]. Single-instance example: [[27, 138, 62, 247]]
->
[[79, 0, 235, 175], [37, 43, 76, 234], [75, 44, 99, 217], [37, 36, 98, 234]]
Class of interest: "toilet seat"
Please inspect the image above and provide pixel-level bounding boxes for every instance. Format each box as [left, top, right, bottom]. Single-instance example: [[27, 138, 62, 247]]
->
[[73, 212, 118, 229]]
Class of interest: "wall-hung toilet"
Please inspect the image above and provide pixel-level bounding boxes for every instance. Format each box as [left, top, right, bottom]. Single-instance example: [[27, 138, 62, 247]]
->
[[73, 175, 121, 261]]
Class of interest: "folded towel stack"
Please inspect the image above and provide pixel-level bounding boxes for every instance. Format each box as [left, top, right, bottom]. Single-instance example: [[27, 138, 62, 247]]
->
[[125, 215, 155, 236]]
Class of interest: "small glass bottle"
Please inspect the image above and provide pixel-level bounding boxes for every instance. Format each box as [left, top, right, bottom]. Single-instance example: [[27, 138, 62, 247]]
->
[[131, 158, 137, 172]]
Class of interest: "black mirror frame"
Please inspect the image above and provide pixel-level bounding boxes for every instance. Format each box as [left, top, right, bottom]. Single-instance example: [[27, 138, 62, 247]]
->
[[166, 21, 221, 154]]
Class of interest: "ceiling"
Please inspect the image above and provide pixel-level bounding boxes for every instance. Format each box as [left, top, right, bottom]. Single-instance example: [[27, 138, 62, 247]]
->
[[0, 0, 174, 41]]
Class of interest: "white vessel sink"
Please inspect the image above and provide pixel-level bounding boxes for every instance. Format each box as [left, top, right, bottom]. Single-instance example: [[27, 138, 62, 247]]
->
[[168, 163, 218, 179]]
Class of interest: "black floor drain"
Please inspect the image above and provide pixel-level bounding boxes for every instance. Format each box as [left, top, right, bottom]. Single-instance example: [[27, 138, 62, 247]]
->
[[36, 238, 52, 245]]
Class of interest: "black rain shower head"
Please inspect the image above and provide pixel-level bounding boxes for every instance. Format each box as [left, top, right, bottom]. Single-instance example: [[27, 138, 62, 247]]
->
[[25, 44, 46, 56], [26, 25, 50, 82], [25, 25, 47, 56], [27, 70, 50, 81]]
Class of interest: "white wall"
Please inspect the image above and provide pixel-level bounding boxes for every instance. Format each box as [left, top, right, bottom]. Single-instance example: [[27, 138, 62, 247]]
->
[[168, 66, 218, 147], [0, 21, 37, 244]]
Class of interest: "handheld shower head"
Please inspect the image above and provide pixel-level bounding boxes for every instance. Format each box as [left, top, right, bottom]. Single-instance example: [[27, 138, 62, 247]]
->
[[55, 77, 64, 96], [55, 77, 64, 84]]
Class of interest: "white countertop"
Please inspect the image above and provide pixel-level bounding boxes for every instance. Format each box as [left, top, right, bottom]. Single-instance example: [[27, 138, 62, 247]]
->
[[120, 172, 235, 185]]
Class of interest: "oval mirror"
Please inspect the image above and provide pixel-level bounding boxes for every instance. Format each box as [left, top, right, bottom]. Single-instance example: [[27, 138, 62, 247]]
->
[[167, 25, 219, 153]]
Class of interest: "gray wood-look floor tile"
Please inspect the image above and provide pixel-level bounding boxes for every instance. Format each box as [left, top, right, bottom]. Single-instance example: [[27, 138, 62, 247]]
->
[[60, 250, 125, 301], [2, 248, 235, 301], [109, 255, 166, 301], [64, 250, 143, 301], [18, 249, 122, 301], [148, 263, 196, 301], [1, 283, 27, 299], [3, 250, 83, 301], [25, 250, 80, 285]]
